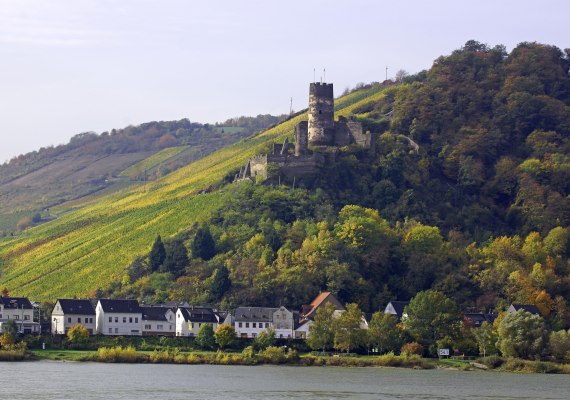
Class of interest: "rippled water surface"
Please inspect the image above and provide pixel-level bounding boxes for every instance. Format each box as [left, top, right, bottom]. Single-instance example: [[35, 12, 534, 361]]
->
[[2, 361, 570, 400]]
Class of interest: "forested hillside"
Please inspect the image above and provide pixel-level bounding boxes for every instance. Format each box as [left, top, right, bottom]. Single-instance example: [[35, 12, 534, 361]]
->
[[0, 42, 568, 332], [0, 114, 283, 233]]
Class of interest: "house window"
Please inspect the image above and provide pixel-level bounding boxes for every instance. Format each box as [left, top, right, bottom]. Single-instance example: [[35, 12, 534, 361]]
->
[[157, 325, 163, 330], [191, 323, 195, 329], [238, 322, 242, 328], [109, 317, 112, 323], [265, 323, 269, 328], [108, 328, 112, 333], [68, 317, 72, 323], [145, 324, 151, 330], [78, 317, 81, 323], [253, 322, 256, 328], [135, 318, 138, 323], [245, 322, 249, 328], [115, 328, 118, 333], [252, 333, 257, 338], [14, 316, 19, 320], [123, 317, 127, 323], [129, 317, 132, 323], [115, 317, 118, 323]]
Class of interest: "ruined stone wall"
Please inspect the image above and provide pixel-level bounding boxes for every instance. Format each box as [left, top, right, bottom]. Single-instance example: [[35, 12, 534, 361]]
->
[[249, 154, 268, 179], [279, 153, 324, 178], [308, 82, 335, 146], [346, 121, 373, 147], [295, 121, 309, 156]]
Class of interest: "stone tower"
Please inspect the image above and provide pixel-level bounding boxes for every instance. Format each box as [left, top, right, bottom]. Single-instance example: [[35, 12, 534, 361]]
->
[[295, 121, 308, 156], [308, 82, 334, 146]]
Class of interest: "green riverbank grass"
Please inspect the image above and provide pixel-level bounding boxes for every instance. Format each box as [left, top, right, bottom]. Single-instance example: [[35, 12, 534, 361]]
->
[[26, 348, 570, 373]]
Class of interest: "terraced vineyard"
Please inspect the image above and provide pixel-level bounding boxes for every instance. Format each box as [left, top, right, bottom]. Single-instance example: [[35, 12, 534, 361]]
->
[[0, 84, 388, 301], [118, 146, 191, 177]]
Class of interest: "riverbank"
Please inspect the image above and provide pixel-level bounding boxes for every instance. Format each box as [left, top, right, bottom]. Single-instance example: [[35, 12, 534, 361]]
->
[[24, 348, 570, 373]]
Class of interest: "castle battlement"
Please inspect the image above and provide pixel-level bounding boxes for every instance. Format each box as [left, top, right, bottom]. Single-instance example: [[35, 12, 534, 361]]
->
[[235, 81, 373, 185]]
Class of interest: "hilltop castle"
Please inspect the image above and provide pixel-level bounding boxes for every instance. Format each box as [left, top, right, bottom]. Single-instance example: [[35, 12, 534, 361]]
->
[[235, 82, 373, 183]]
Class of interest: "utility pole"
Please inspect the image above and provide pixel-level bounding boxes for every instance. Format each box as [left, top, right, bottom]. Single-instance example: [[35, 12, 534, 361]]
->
[[385, 65, 389, 81], [289, 97, 293, 115]]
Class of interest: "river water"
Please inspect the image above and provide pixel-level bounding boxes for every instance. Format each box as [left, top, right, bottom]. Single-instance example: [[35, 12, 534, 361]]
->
[[2, 361, 569, 399]]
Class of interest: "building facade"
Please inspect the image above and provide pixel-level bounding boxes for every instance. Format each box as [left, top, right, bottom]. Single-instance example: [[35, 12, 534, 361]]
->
[[52, 299, 96, 335], [0, 296, 40, 334], [95, 299, 143, 336]]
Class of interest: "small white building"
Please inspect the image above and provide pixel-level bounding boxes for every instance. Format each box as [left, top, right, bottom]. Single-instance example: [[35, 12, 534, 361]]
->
[[175, 306, 219, 337], [294, 319, 313, 339], [234, 307, 278, 339], [52, 299, 96, 335], [141, 306, 176, 336], [272, 306, 296, 339], [95, 299, 142, 336], [0, 296, 40, 334]]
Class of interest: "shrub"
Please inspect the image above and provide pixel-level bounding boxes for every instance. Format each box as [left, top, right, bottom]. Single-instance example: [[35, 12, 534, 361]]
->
[[259, 346, 286, 364], [95, 346, 140, 363], [479, 355, 504, 369], [0, 349, 27, 361], [241, 346, 258, 365], [401, 342, 423, 356]]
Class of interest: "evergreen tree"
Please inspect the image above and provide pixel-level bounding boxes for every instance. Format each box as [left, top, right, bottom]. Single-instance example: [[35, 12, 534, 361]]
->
[[149, 235, 166, 272], [209, 266, 231, 301], [164, 240, 189, 276], [191, 225, 216, 261]]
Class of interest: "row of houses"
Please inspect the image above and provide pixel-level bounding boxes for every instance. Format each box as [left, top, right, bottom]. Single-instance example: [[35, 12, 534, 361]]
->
[[1, 293, 542, 339], [50, 292, 345, 339]]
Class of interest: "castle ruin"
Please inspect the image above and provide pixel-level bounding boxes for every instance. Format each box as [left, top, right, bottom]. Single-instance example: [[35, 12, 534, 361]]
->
[[235, 82, 373, 183]]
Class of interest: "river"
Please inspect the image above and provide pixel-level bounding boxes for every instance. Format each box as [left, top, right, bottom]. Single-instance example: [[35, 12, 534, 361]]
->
[[2, 361, 569, 399]]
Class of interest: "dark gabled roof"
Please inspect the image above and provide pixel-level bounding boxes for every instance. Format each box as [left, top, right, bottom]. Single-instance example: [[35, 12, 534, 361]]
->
[[56, 299, 95, 315], [510, 303, 541, 315], [0, 297, 33, 310], [234, 307, 278, 322], [141, 306, 170, 322], [463, 313, 486, 321], [385, 301, 409, 317], [98, 299, 141, 314], [178, 307, 218, 323]]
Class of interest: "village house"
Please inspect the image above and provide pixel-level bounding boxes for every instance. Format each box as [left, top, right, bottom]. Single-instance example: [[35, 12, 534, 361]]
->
[[141, 306, 176, 336], [294, 319, 313, 339], [234, 307, 278, 338], [51, 299, 96, 335], [175, 306, 220, 337], [507, 303, 541, 316], [384, 301, 409, 321], [95, 299, 143, 336], [0, 296, 40, 334], [462, 312, 497, 328], [300, 292, 345, 321]]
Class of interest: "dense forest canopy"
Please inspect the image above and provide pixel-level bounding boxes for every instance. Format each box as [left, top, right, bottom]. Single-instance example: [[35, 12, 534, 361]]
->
[[99, 41, 569, 332]]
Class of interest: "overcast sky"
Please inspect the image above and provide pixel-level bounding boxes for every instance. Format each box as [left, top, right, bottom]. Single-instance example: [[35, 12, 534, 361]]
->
[[0, 0, 567, 163]]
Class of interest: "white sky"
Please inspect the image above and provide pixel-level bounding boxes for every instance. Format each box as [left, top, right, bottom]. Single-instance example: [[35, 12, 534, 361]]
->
[[0, 0, 567, 163]]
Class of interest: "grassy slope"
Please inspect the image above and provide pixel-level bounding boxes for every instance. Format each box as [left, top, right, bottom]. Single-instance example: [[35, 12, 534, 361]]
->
[[0, 85, 387, 301]]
